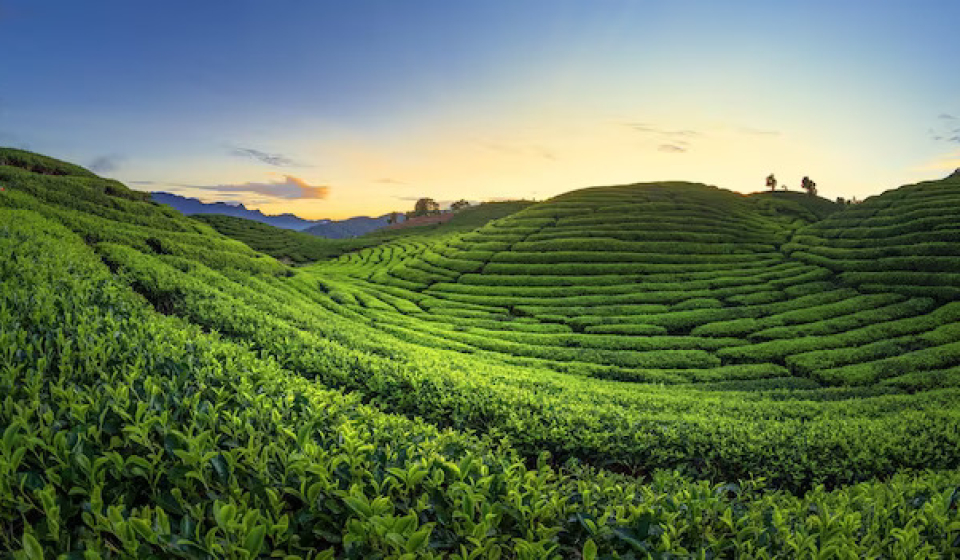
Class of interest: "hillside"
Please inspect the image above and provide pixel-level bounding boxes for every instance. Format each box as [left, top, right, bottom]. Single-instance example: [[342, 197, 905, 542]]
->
[[747, 189, 844, 223], [314, 181, 960, 390], [2, 148, 960, 557], [191, 214, 379, 264], [197, 201, 535, 265]]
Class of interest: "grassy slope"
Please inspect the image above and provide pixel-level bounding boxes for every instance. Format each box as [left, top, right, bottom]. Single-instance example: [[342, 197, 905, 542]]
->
[[2, 148, 959, 557], [195, 201, 535, 265], [747, 190, 843, 223], [192, 214, 376, 264]]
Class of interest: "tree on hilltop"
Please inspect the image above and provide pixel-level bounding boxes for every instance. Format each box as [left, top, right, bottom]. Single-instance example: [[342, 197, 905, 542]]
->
[[801, 176, 817, 197], [450, 199, 471, 212], [765, 174, 777, 191], [407, 197, 440, 219]]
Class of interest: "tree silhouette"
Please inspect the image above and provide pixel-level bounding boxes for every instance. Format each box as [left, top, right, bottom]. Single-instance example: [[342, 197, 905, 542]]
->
[[801, 176, 817, 196], [450, 199, 471, 212], [409, 198, 440, 217], [765, 174, 777, 191]]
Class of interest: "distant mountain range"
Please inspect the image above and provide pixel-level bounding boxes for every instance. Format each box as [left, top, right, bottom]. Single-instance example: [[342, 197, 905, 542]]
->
[[150, 192, 395, 238], [302, 215, 395, 238]]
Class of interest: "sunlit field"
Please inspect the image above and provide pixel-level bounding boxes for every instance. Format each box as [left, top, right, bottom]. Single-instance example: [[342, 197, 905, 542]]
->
[[3, 149, 959, 557]]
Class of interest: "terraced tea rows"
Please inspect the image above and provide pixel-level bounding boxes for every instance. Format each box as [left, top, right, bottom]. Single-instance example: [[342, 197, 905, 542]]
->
[[2, 148, 959, 557], [312, 181, 960, 392]]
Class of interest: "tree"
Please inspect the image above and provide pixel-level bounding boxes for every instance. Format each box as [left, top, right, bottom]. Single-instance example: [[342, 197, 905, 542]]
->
[[801, 176, 817, 197], [765, 174, 777, 191], [450, 199, 471, 212], [386, 211, 401, 224], [412, 198, 440, 217]]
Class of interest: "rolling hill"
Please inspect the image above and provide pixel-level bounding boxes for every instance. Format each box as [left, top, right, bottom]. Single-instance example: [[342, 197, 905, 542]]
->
[[194, 201, 535, 265], [2, 147, 959, 558]]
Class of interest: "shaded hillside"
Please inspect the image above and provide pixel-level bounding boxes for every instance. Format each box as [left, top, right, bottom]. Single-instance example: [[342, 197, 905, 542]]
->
[[192, 214, 379, 263], [2, 149, 959, 557], [0, 146, 99, 178]]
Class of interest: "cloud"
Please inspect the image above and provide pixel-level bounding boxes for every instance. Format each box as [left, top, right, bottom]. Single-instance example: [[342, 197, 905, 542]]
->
[[88, 154, 123, 174], [931, 116, 960, 143], [625, 123, 700, 153], [658, 144, 687, 153], [186, 175, 329, 200], [129, 180, 159, 186], [535, 147, 557, 160], [625, 123, 699, 139], [230, 147, 301, 167], [737, 127, 781, 136]]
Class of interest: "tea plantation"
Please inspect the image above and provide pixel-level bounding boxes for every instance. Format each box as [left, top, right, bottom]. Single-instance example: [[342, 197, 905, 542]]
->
[[1, 147, 959, 558]]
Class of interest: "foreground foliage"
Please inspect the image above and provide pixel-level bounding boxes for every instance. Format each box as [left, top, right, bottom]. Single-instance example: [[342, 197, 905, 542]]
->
[[2, 149, 959, 557]]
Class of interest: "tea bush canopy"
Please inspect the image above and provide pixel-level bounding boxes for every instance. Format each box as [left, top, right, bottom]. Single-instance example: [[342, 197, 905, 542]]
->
[[2, 147, 960, 558]]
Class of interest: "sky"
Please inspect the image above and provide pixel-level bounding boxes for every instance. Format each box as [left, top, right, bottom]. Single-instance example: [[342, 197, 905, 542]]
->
[[2, 1, 959, 219]]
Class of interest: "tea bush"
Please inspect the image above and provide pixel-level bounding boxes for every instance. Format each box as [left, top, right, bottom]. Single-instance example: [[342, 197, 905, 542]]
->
[[4, 156, 960, 557]]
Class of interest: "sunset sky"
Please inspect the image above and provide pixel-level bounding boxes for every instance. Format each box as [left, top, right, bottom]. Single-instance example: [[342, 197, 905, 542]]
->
[[2, 1, 959, 219]]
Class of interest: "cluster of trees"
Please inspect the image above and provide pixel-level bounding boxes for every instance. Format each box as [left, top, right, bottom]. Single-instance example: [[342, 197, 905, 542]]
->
[[766, 174, 817, 196], [387, 198, 472, 224]]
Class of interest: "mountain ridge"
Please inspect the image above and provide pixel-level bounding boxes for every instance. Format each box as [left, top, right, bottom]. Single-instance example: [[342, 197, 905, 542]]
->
[[150, 191, 395, 237], [150, 191, 322, 230]]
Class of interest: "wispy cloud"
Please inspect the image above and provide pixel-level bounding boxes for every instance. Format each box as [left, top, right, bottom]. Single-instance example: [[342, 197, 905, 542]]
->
[[625, 123, 699, 139], [183, 175, 329, 200], [658, 144, 687, 153], [88, 154, 123, 174], [737, 127, 781, 136], [535, 147, 557, 160], [625, 123, 700, 153], [229, 147, 302, 167], [930, 115, 960, 143]]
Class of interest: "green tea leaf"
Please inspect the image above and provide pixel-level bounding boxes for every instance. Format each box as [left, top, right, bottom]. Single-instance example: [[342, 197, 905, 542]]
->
[[22, 532, 43, 560], [243, 525, 267, 558], [405, 526, 432, 553], [583, 538, 597, 560]]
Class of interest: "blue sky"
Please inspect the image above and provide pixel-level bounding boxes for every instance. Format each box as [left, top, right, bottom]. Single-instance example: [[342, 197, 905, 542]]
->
[[2, 0, 959, 218]]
